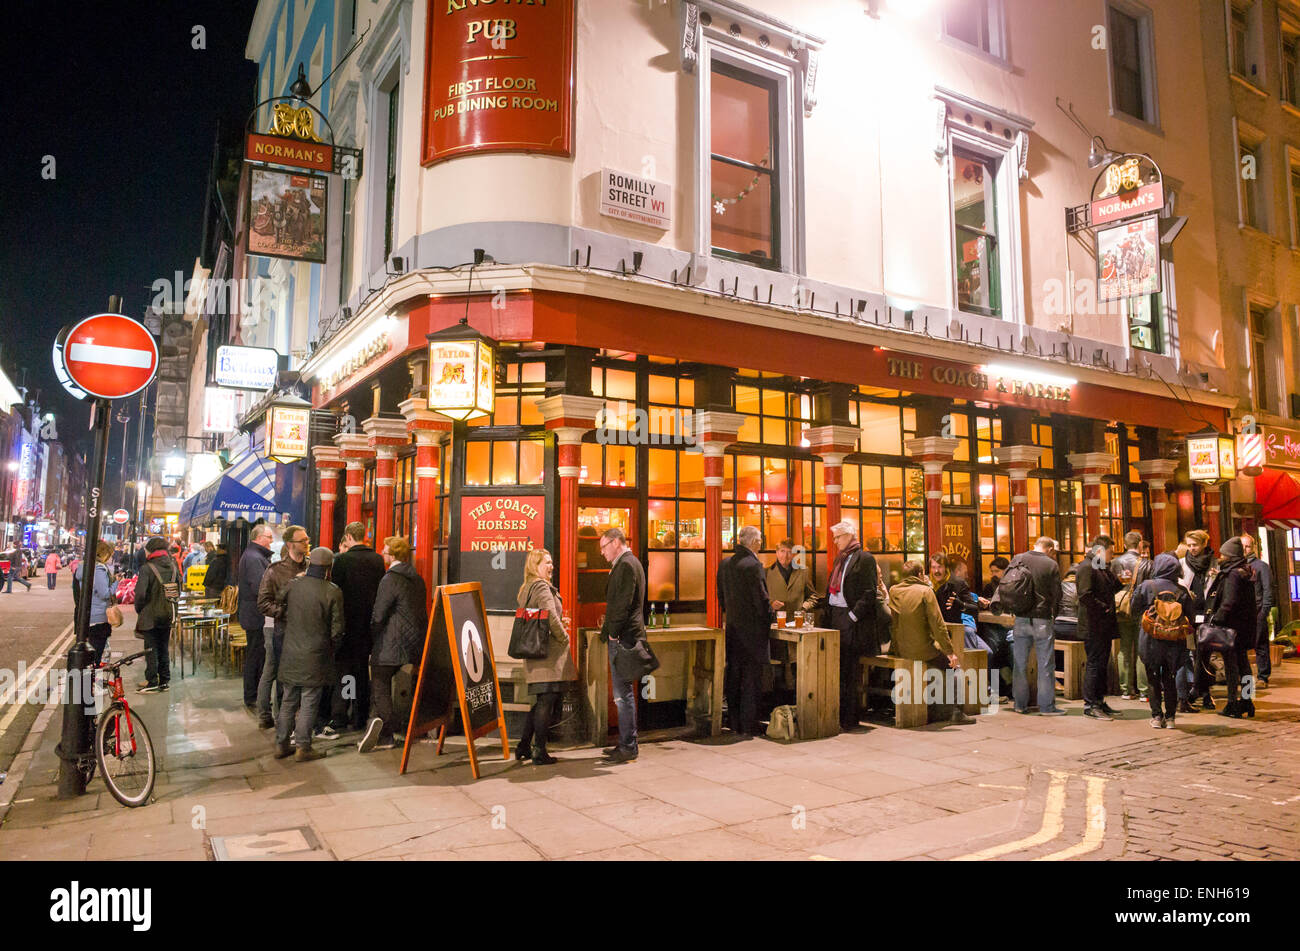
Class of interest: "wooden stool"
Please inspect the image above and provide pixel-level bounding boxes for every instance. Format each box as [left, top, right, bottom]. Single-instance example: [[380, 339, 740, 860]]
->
[[861, 655, 927, 727]]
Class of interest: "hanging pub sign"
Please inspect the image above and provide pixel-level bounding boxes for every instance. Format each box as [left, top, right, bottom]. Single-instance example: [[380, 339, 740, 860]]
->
[[265, 398, 312, 463], [427, 324, 496, 420], [420, 0, 575, 165], [1090, 154, 1164, 226], [1097, 214, 1161, 302], [247, 167, 327, 263], [1187, 432, 1236, 484], [245, 132, 333, 173]]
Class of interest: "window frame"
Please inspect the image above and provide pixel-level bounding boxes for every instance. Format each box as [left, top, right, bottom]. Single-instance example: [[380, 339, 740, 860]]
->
[[694, 34, 805, 275], [1247, 298, 1280, 413], [1234, 119, 1270, 233], [1226, 0, 1267, 88], [1280, 8, 1300, 107], [1285, 144, 1300, 247], [708, 61, 782, 270], [946, 129, 1025, 324], [941, 0, 1009, 63], [1106, 0, 1162, 131], [363, 45, 403, 283]]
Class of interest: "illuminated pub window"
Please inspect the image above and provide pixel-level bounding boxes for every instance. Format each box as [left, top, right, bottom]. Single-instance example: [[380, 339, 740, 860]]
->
[[362, 466, 376, 541], [1288, 527, 1300, 601], [952, 148, 1002, 317], [647, 447, 707, 604], [838, 462, 926, 585], [464, 355, 547, 489], [393, 450, 416, 540], [977, 472, 1013, 573], [710, 62, 779, 269], [464, 438, 545, 487], [1032, 418, 1054, 469]]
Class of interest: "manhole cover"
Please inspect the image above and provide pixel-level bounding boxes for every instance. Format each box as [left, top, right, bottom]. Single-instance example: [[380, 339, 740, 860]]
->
[[211, 827, 322, 860]]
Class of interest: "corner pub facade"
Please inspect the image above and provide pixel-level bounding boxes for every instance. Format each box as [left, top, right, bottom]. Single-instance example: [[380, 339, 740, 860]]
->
[[280, 0, 1252, 675]]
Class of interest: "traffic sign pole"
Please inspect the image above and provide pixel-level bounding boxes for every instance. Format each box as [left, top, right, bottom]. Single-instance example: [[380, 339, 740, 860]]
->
[[58, 298, 146, 799]]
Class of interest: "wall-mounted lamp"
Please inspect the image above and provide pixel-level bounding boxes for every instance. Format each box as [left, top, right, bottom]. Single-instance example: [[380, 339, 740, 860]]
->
[[387, 256, 406, 275]]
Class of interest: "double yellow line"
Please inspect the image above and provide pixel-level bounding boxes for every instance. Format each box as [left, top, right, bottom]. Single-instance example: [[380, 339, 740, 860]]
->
[[0, 622, 76, 736], [953, 770, 1108, 861]]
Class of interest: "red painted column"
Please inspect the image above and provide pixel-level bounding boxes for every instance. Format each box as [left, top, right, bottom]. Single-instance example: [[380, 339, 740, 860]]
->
[[311, 445, 344, 552], [1202, 485, 1223, 552], [1068, 452, 1117, 542], [1134, 459, 1179, 555], [400, 397, 453, 596], [334, 433, 374, 533], [696, 411, 745, 629], [538, 395, 606, 656], [905, 437, 961, 560], [994, 445, 1043, 554]]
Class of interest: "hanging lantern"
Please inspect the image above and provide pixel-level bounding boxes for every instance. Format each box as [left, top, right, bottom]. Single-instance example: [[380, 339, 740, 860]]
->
[[265, 393, 312, 463], [1186, 431, 1237, 484], [427, 323, 496, 421]]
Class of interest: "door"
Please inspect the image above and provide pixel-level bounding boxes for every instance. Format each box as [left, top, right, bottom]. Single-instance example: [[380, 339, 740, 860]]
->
[[942, 513, 976, 584], [575, 499, 638, 630]]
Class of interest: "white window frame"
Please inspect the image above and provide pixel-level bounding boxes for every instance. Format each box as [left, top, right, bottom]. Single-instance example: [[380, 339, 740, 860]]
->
[[941, 0, 1009, 64], [1285, 144, 1300, 247], [1246, 296, 1282, 414], [363, 51, 402, 283], [945, 129, 1024, 325], [1234, 118, 1270, 233], [1226, 0, 1267, 88], [1105, 0, 1161, 132], [693, 30, 805, 274]]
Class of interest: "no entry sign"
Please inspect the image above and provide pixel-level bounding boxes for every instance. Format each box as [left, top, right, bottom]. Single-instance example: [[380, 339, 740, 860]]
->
[[112, 509, 129, 525], [56, 313, 158, 400]]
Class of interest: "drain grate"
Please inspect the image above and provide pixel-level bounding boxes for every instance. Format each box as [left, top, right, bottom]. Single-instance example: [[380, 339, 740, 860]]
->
[[211, 826, 322, 860]]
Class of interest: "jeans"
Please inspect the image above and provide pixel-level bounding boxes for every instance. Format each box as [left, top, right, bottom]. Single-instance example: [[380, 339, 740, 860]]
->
[[1083, 631, 1113, 708], [142, 621, 172, 687], [86, 622, 111, 668], [1176, 647, 1196, 701], [1011, 617, 1057, 713], [1117, 617, 1148, 696], [256, 627, 285, 719], [369, 664, 400, 741], [242, 623, 265, 707], [1140, 634, 1182, 719], [47, 573, 56, 590], [517, 689, 559, 755], [608, 650, 638, 754], [1223, 643, 1254, 703], [276, 684, 324, 750], [6, 567, 31, 592]]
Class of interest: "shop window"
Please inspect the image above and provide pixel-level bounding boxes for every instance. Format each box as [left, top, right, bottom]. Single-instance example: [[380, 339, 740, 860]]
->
[[393, 451, 417, 541], [1237, 124, 1268, 232], [466, 438, 545, 487], [710, 62, 780, 269], [857, 401, 903, 456], [941, 470, 973, 507], [977, 473, 1013, 568], [1108, 2, 1159, 126], [943, 0, 1006, 58], [1032, 420, 1054, 470], [1288, 527, 1300, 601], [974, 413, 1001, 464], [649, 446, 708, 605], [580, 441, 635, 487], [1099, 482, 1125, 542], [838, 463, 925, 576], [951, 149, 1002, 318]]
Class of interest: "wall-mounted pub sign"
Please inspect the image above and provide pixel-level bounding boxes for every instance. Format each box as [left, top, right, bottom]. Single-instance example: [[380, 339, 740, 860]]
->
[[1090, 154, 1164, 226], [1187, 432, 1236, 484], [265, 397, 312, 464]]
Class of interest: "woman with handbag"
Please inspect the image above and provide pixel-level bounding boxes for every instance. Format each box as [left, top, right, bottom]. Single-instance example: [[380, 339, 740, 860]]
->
[[513, 549, 577, 766], [74, 541, 120, 667], [1201, 537, 1258, 719]]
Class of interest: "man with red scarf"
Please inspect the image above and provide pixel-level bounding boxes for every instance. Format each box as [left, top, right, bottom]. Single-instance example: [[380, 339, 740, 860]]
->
[[827, 520, 880, 731]]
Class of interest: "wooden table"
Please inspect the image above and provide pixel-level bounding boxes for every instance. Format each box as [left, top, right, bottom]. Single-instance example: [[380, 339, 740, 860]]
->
[[770, 624, 840, 739], [581, 626, 725, 746]]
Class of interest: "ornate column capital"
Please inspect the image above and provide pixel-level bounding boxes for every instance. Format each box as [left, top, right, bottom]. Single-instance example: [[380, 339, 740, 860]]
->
[[537, 394, 607, 431], [904, 436, 961, 474], [333, 432, 375, 461], [805, 424, 860, 458], [311, 445, 344, 471], [398, 396, 454, 435], [992, 444, 1043, 475], [1067, 452, 1118, 483], [362, 415, 411, 450], [1133, 458, 1180, 487]]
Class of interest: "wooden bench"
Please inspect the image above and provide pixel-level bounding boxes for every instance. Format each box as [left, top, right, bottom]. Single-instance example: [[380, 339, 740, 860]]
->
[[861, 655, 928, 727], [1023, 638, 1086, 702]]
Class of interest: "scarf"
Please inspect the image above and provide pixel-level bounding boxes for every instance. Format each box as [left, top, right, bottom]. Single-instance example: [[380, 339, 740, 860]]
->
[[829, 542, 861, 595], [305, 564, 328, 580], [1185, 548, 1213, 576], [776, 561, 793, 584]]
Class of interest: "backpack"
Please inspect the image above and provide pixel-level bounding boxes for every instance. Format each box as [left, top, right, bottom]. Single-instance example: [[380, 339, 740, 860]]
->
[[146, 560, 181, 601], [1141, 591, 1190, 642], [766, 704, 798, 741], [993, 562, 1035, 616]]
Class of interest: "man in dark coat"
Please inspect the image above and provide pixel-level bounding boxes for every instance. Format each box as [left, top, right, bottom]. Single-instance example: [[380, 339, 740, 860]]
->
[[718, 525, 773, 737], [236, 523, 274, 712], [1076, 535, 1121, 720], [1205, 537, 1258, 717], [134, 536, 180, 692], [329, 521, 386, 732], [359, 536, 428, 752], [274, 547, 344, 762], [1241, 533, 1275, 687], [599, 527, 648, 764], [826, 519, 879, 731]]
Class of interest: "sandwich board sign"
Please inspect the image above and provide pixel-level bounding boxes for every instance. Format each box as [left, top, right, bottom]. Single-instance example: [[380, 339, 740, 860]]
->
[[400, 581, 509, 779]]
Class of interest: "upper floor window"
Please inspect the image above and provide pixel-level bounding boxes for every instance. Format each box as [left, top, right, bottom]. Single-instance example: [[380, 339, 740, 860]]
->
[[1108, 2, 1159, 126], [1283, 16, 1300, 105], [710, 62, 780, 269], [1228, 1, 1264, 84], [1249, 302, 1275, 411], [943, 0, 1007, 59], [1237, 124, 1268, 231], [1287, 150, 1300, 245], [383, 79, 400, 261], [952, 149, 1002, 318], [1124, 291, 1165, 353]]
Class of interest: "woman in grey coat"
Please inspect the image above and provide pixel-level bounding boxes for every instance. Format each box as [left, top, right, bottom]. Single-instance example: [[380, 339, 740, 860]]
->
[[514, 548, 578, 765]]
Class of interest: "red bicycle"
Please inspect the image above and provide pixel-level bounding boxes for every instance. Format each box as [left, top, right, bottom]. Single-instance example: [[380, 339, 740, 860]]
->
[[92, 650, 157, 807]]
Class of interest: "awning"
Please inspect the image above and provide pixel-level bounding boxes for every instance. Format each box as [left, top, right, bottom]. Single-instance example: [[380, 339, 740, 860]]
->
[[1256, 468, 1300, 531], [182, 451, 278, 525]]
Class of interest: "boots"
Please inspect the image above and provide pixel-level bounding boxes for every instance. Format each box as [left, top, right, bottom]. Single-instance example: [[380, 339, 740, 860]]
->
[[273, 741, 293, 759], [295, 746, 326, 762], [515, 741, 532, 763], [531, 745, 559, 766], [1242, 698, 1256, 718], [1218, 700, 1244, 719]]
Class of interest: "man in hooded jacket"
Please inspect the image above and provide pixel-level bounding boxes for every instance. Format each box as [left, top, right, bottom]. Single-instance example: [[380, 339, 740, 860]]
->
[[1131, 553, 1196, 728]]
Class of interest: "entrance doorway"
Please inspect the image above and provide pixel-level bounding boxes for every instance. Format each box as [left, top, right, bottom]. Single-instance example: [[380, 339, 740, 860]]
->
[[575, 499, 637, 630]]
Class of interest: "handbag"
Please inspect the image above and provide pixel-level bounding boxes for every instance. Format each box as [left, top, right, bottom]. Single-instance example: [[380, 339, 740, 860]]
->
[[1195, 622, 1236, 652], [106, 604, 124, 629], [508, 581, 552, 660], [611, 635, 660, 682]]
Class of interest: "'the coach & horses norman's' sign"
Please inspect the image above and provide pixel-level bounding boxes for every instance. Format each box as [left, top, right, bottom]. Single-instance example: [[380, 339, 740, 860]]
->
[[420, 0, 575, 165]]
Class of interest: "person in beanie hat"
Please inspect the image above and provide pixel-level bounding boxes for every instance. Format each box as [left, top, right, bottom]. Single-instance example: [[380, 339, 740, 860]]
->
[[1204, 536, 1257, 718], [134, 535, 180, 692], [274, 547, 345, 762]]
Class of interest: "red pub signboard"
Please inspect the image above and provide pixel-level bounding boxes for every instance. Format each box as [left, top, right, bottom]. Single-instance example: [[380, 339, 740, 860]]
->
[[420, 0, 575, 165], [459, 495, 545, 552]]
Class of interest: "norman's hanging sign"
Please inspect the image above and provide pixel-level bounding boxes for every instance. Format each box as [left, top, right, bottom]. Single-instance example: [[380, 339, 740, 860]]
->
[[1090, 154, 1164, 226]]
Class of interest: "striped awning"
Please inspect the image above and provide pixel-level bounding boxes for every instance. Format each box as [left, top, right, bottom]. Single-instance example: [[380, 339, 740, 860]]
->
[[1257, 468, 1300, 534], [182, 451, 278, 525]]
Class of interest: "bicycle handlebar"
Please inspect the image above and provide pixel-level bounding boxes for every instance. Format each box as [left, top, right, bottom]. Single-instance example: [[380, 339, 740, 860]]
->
[[103, 650, 150, 669]]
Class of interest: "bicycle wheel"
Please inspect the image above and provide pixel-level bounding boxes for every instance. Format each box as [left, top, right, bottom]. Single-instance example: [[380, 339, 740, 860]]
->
[[94, 703, 156, 807]]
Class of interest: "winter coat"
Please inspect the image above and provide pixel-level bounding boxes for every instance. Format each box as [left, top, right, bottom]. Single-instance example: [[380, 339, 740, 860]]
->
[[765, 561, 819, 616], [1205, 559, 1257, 651], [1006, 549, 1063, 619], [718, 546, 774, 664], [370, 560, 429, 668], [601, 550, 647, 648], [257, 554, 307, 635], [44, 552, 60, 575], [1247, 555, 1274, 632], [333, 544, 387, 656], [73, 561, 113, 626], [278, 573, 345, 687], [887, 575, 955, 662], [516, 578, 578, 685], [203, 551, 230, 591], [1131, 553, 1197, 648], [235, 543, 272, 630], [134, 552, 179, 633], [1075, 557, 1120, 639]]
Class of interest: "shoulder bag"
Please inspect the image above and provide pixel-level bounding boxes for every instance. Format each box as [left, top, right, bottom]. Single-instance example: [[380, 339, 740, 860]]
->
[[508, 581, 551, 660], [1195, 621, 1236, 653]]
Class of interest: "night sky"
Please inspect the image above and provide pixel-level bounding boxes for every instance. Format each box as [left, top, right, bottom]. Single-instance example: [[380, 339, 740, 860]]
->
[[0, 0, 258, 501]]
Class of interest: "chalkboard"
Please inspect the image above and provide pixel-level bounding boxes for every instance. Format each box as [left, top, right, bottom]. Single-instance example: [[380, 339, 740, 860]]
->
[[400, 582, 509, 779]]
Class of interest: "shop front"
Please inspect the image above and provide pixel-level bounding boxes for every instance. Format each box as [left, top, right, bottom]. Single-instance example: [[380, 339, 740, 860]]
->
[[1239, 424, 1300, 629], [300, 288, 1231, 649]]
